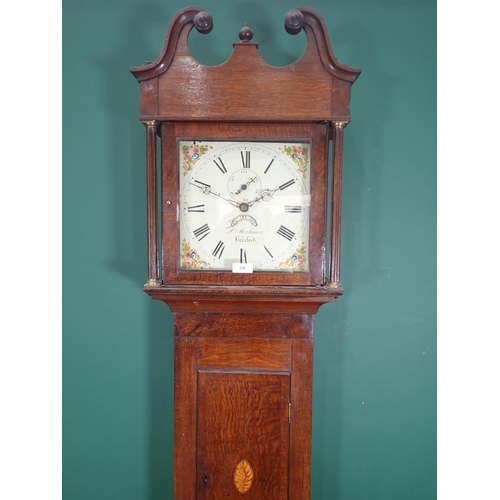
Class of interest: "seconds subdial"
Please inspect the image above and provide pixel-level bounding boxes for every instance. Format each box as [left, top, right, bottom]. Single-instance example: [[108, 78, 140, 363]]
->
[[228, 169, 262, 202]]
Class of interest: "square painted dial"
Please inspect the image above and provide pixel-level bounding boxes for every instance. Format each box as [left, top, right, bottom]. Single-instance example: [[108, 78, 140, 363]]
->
[[178, 140, 310, 272]]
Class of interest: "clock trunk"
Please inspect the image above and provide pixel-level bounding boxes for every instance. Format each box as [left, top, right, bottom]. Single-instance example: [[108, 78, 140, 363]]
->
[[173, 313, 314, 500]]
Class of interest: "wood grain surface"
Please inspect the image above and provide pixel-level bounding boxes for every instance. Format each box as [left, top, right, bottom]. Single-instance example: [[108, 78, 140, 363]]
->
[[174, 313, 314, 338], [196, 371, 290, 499]]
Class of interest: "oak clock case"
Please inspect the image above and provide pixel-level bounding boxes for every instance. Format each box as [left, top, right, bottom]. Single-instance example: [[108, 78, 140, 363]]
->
[[131, 6, 360, 500]]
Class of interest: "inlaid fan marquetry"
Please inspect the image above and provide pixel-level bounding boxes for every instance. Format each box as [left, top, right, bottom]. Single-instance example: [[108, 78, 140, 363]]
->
[[234, 459, 254, 494]]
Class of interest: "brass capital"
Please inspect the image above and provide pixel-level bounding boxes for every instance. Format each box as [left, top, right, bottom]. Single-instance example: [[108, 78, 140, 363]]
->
[[140, 120, 158, 129], [333, 121, 348, 130]]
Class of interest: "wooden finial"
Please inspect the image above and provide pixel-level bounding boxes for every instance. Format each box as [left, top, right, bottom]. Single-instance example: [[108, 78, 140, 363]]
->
[[284, 9, 304, 35], [194, 11, 213, 34], [238, 23, 254, 42]]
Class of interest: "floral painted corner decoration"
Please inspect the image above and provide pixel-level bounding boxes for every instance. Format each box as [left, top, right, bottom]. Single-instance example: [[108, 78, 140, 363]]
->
[[279, 243, 307, 271], [280, 144, 309, 178], [181, 143, 212, 175], [181, 239, 210, 269]]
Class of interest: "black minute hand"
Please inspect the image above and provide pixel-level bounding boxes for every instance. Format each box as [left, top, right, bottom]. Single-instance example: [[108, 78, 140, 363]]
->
[[189, 182, 241, 208], [247, 186, 280, 207]]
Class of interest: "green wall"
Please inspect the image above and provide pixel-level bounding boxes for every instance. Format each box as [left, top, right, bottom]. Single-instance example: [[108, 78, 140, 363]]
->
[[63, 1, 436, 498]]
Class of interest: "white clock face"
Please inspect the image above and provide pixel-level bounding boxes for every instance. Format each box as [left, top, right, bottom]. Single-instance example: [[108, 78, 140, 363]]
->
[[178, 140, 310, 272]]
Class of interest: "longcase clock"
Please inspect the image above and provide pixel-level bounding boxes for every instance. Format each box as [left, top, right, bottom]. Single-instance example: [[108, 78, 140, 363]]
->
[[131, 7, 360, 499]]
